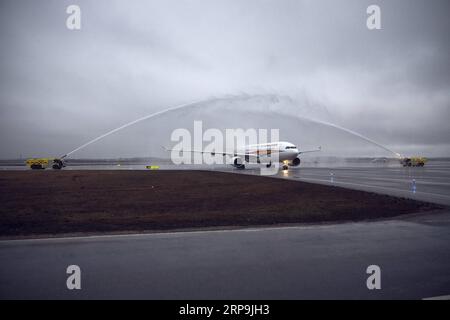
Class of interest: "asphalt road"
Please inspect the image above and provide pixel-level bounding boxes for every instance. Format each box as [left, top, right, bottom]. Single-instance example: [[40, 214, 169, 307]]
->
[[0, 210, 449, 299], [1, 161, 449, 299]]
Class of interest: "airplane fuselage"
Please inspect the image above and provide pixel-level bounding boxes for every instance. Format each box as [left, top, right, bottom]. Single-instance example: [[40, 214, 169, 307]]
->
[[166, 141, 319, 171], [242, 141, 300, 162], [231, 141, 303, 170]]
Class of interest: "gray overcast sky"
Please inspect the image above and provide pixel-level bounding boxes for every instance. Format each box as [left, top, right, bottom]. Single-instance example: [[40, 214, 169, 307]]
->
[[0, 0, 449, 158]]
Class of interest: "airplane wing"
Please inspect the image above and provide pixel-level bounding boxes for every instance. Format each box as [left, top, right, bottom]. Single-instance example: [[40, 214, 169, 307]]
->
[[298, 146, 322, 154], [161, 146, 260, 158]]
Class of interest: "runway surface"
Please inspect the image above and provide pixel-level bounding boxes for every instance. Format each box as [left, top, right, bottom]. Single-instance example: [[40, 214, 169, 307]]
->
[[5, 158, 448, 204], [1, 160, 449, 299], [238, 160, 450, 206], [3, 159, 449, 204]]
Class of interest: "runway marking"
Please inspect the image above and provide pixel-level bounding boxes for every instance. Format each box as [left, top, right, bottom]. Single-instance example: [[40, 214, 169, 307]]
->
[[294, 177, 450, 201], [235, 168, 450, 204], [298, 173, 450, 185]]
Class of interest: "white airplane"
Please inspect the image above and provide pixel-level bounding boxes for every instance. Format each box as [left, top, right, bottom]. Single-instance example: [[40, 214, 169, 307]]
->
[[166, 141, 321, 171]]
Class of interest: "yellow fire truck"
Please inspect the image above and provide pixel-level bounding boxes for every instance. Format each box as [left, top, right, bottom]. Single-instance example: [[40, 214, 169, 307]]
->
[[25, 158, 65, 170], [400, 157, 427, 167]]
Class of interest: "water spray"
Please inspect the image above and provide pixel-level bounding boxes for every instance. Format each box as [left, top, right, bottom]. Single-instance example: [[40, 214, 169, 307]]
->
[[61, 94, 404, 162], [61, 99, 207, 159], [290, 114, 403, 159]]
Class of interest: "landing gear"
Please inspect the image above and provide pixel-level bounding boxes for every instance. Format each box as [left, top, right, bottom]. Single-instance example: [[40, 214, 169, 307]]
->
[[282, 164, 289, 171], [266, 162, 272, 168]]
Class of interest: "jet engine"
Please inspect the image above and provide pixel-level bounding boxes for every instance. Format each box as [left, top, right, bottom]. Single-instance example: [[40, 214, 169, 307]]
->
[[290, 157, 301, 167]]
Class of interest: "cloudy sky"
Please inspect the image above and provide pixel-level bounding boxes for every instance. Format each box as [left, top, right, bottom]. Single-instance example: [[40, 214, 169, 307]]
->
[[0, 0, 449, 159]]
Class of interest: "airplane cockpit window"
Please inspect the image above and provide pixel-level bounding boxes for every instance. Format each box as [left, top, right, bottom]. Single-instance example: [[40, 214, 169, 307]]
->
[[285, 146, 297, 149]]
